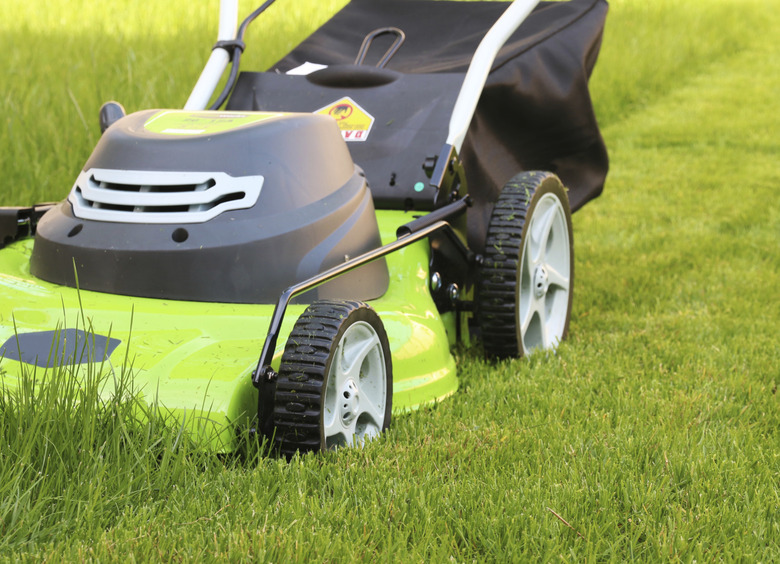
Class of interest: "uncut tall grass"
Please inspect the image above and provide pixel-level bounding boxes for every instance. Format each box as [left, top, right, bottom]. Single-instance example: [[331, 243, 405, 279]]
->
[[1, 353, 198, 546], [1, 0, 779, 560]]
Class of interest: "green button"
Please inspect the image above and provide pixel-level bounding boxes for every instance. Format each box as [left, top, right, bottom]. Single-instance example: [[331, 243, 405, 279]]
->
[[414, 182, 425, 192]]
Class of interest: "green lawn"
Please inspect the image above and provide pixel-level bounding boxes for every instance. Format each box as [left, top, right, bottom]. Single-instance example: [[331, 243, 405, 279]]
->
[[1, 0, 778, 560]]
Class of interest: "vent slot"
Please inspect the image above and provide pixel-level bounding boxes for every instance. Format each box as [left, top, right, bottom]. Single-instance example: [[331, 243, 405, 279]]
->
[[69, 169, 263, 224]]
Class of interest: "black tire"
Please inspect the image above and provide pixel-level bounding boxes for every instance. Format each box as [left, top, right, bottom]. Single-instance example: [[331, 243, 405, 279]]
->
[[477, 171, 574, 358], [272, 300, 392, 456]]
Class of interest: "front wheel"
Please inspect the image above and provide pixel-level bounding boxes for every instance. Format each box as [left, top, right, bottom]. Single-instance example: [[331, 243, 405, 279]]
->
[[273, 300, 392, 456], [477, 171, 574, 358]]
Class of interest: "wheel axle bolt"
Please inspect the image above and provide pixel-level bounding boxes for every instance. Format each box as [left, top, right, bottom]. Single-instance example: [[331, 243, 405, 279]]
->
[[340, 379, 360, 424], [448, 283, 459, 302], [533, 265, 549, 299]]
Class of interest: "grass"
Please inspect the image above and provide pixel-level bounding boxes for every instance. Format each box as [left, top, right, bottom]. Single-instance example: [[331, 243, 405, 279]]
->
[[1, 0, 779, 560], [0, 352, 201, 548]]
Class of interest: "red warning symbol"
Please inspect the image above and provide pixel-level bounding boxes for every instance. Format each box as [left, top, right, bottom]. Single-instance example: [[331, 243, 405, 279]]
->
[[329, 103, 353, 120]]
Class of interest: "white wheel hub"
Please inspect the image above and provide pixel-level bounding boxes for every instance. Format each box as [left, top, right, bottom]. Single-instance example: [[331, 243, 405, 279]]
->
[[323, 321, 387, 448], [339, 379, 360, 425], [533, 264, 549, 299], [517, 192, 571, 355]]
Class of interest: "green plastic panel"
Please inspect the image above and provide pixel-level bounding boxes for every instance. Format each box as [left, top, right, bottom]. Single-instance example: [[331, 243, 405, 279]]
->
[[0, 210, 457, 451], [143, 110, 282, 136]]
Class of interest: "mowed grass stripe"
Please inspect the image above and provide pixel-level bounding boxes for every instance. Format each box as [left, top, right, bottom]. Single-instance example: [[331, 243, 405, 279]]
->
[[560, 29, 780, 558], [590, 0, 774, 128], [577, 27, 780, 355]]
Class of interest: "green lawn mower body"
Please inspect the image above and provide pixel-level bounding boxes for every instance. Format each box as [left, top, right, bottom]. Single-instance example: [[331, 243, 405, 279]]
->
[[0, 0, 608, 453]]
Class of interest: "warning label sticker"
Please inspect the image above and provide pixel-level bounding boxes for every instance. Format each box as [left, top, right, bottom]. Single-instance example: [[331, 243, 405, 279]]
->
[[315, 97, 375, 142]]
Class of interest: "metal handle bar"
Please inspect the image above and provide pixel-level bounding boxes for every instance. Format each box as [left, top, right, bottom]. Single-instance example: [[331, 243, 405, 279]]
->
[[446, 0, 540, 152], [251, 195, 471, 387], [185, 0, 239, 109], [185, 0, 540, 117]]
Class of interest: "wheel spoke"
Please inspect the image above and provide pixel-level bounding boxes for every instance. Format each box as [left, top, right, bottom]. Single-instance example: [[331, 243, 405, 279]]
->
[[545, 264, 569, 291], [341, 333, 380, 381], [323, 417, 344, 441], [538, 303, 552, 349], [323, 416, 356, 447], [541, 324, 552, 350], [520, 294, 540, 335], [359, 398, 385, 430], [521, 239, 537, 279], [330, 341, 349, 390], [531, 205, 557, 263]]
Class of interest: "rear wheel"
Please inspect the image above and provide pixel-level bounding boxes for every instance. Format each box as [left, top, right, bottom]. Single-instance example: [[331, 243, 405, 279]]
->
[[477, 171, 574, 357], [273, 300, 392, 456]]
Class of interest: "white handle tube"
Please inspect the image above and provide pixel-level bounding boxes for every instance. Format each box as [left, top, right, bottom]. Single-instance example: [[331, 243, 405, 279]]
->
[[446, 0, 540, 152], [184, 0, 239, 110]]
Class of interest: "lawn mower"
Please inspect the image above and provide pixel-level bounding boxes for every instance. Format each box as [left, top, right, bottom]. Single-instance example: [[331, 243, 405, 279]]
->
[[0, 0, 608, 455]]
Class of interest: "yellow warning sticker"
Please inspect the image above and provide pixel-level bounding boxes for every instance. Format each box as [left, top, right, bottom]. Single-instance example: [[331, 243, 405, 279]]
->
[[315, 97, 375, 142]]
